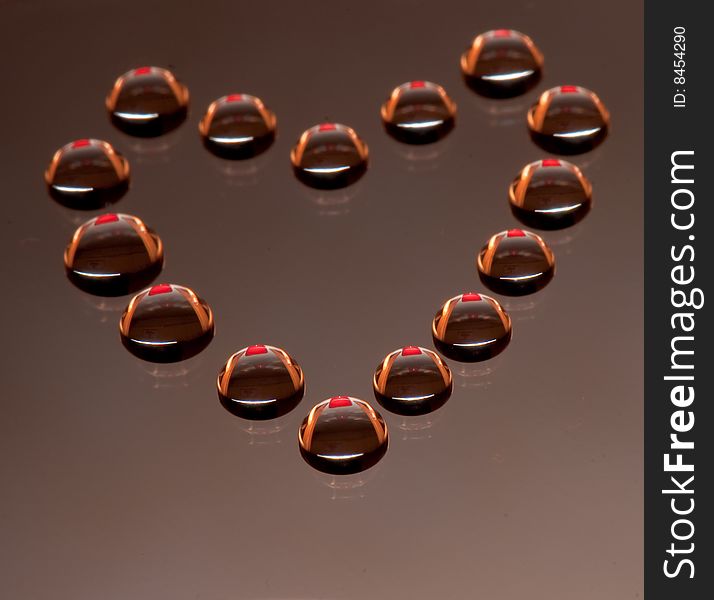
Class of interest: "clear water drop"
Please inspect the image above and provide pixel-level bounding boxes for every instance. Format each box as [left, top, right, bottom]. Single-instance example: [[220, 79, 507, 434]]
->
[[45, 139, 130, 209], [432, 293, 512, 362], [106, 66, 189, 137], [373, 346, 452, 416], [461, 29, 543, 98], [527, 85, 610, 154], [217, 344, 305, 420], [509, 159, 593, 229], [381, 81, 456, 144], [290, 123, 368, 189], [119, 284, 214, 362], [199, 93, 276, 159], [64, 213, 163, 296], [298, 396, 388, 475], [477, 229, 555, 295]]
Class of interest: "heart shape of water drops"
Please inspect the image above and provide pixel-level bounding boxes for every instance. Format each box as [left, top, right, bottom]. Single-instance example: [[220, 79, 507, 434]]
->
[[48, 28, 608, 476]]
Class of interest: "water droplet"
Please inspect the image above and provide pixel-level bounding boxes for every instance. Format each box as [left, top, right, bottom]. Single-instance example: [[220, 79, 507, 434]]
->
[[106, 66, 189, 137], [217, 345, 305, 420], [119, 284, 214, 362], [373, 346, 452, 416], [509, 159, 593, 229], [290, 123, 368, 189], [64, 213, 163, 296], [45, 139, 130, 209], [380, 81, 456, 144], [432, 293, 512, 362], [527, 85, 610, 154], [477, 229, 555, 295], [199, 93, 276, 159], [298, 396, 388, 475], [461, 29, 544, 98]]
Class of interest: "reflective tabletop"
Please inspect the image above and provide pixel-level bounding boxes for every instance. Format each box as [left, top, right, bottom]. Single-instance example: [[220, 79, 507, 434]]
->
[[0, 0, 643, 598]]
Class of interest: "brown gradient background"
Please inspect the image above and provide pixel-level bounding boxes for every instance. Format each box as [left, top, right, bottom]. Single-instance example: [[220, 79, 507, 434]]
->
[[0, 0, 643, 598]]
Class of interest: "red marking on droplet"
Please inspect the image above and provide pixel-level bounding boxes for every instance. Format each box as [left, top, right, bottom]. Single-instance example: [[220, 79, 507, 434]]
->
[[95, 214, 119, 225], [409, 81, 426, 88], [245, 344, 268, 356], [328, 396, 352, 408], [507, 229, 526, 237], [560, 85, 578, 93], [318, 123, 336, 131], [461, 293, 482, 302], [402, 346, 422, 356], [541, 159, 561, 167], [225, 94, 243, 102], [134, 66, 152, 75], [148, 284, 172, 296], [492, 29, 512, 37], [72, 139, 91, 148]]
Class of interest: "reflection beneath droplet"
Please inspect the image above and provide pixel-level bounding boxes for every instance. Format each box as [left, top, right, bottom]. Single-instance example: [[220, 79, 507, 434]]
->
[[239, 414, 291, 447], [452, 353, 506, 389], [540, 224, 584, 256], [467, 95, 530, 129], [138, 355, 206, 389], [394, 412, 443, 442], [498, 288, 549, 324], [491, 451, 506, 464], [300, 179, 362, 217], [79, 294, 128, 326], [122, 129, 183, 166], [569, 146, 605, 171], [311, 465, 379, 501], [51, 204, 107, 228], [391, 135, 451, 173], [211, 148, 273, 188]]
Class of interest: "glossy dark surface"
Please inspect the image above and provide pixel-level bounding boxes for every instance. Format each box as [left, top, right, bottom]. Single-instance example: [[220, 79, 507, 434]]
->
[[299, 396, 389, 474], [381, 81, 456, 144], [119, 284, 214, 362], [290, 123, 368, 188], [477, 228, 555, 295], [64, 213, 163, 296], [373, 346, 452, 415], [432, 293, 512, 362], [45, 139, 130, 209], [217, 344, 304, 420], [3, 1, 643, 597], [106, 66, 189, 137], [461, 29, 543, 98], [199, 94, 276, 159], [527, 85, 610, 154], [509, 158, 593, 229]]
